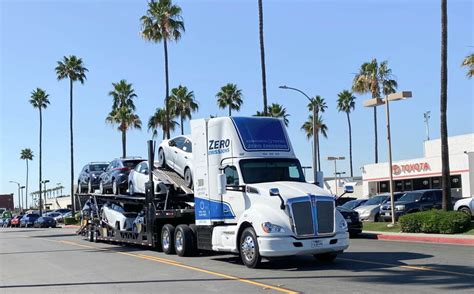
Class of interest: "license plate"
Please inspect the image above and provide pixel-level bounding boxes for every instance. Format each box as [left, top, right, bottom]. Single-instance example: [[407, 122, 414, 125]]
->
[[311, 240, 323, 248], [384, 212, 391, 216]]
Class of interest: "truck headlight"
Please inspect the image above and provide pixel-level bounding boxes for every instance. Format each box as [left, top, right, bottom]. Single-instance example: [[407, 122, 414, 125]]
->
[[339, 219, 348, 230], [261, 222, 285, 233], [395, 205, 405, 211]]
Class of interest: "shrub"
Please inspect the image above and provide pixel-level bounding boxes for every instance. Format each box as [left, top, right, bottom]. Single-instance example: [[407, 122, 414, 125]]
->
[[64, 217, 78, 225], [399, 210, 471, 234]]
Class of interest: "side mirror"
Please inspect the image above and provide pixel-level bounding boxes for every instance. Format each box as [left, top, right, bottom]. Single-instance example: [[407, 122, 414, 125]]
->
[[217, 173, 226, 195], [344, 185, 354, 194], [269, 188, 285, 210]]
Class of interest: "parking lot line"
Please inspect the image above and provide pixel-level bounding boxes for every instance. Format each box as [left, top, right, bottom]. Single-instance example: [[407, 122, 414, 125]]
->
[[339, 257, 474, 277], [52, 239, 299, 294]]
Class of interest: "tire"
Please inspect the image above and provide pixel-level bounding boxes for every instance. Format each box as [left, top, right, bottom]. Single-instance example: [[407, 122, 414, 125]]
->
[[129, 182, 135, 196], [184, 168, 193, 189], [99, 181, 105, 195], [88, 225, 94, 242], [88, 180, 93, 193], [374, 213, 381, 222], [174, 225, 196, 257], [459, 207, 472, 218], [239, 227, 261, 268], [158, 148, 166, 168], [314, 253, 338, 263], [112, 180, 119, 195], [78, 182, 82, 194], [161, 224, 176, 255]]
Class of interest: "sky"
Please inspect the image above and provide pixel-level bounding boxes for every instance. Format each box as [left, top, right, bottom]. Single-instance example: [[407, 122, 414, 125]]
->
[[0, 0, 473, 208]]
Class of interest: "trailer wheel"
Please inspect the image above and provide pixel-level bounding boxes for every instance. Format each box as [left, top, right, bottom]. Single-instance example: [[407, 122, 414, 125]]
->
[[88, 225, 94, 242], [174, 225, 195, 257], [239, 227, 262, 268], [161, 224, 176, 254]]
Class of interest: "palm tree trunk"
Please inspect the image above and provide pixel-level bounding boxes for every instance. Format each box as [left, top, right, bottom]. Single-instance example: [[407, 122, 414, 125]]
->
[[70, 78, 75, 214], [229, 106, 232, 117], [440, 0, 451, 210], [373, 105, 378, 164], [163, 37, 170, 139], [26, 159, 29, 209], [181, 116, 184, 135], [39, 109, 42, 215], [317, 132, 321, 171], [258, 0, 268, 116], [122, 129, 126, 158], [347, 113, 353, 177]]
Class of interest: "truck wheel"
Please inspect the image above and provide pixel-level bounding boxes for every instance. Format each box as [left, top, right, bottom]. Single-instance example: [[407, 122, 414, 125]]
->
[[158, 148, 166, 168], [239, 227, 261, 268], [161, 224, 176, 255], [314, 253, 338, 263], [174, 225, 196, 257]]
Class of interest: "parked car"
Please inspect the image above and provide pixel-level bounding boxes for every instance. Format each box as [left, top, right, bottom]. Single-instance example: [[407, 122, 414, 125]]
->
[[128, 161, 168, 196], [34, 216, 57, 228], [454, 197, 473, 218], [340, 199, 368, 210], [158, 135, 193, 187], [380, 189, 442, 221], [20, 213, 40, 228], [10, 215, 23, 227], [99, 158, 143, 195], [336, 206, 362, 237], [355, 193, 405, 222], [100, 203, 137, 231], [78, 162, 109, 193], [54, 208, 71, 215]]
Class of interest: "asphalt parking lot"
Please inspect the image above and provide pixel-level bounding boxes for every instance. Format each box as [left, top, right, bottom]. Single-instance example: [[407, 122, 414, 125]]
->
[[0, 227, 473, 294]]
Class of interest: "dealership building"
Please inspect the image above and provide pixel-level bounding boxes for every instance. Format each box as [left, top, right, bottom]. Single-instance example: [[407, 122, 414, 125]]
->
[[362, 133, 474, 199]]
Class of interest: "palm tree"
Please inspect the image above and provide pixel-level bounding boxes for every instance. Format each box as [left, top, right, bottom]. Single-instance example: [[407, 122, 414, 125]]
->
[[440, 0, 451, 210], [29, 88, 50, 215], [255, 103, 290, 126], [148, 107, 178, 140], [308, 96, 327, 170], [301, 114, 328, 170], [169, 85, 198, 134], [109, 79, 137, 111], [216, 83, 243, 116], [106, 107, 142, 157], [55, 55, 88, 215], [337, 90, 356, 177], [461, 53, 474, 78], [258, 0, 268, 115], [352, 59, 397, 163], [141, 0, 185, 139], [20, 148, 34, 209]]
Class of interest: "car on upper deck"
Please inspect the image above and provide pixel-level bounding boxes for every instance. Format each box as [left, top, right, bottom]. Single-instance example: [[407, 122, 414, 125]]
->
[[158, 136, 193, 188]]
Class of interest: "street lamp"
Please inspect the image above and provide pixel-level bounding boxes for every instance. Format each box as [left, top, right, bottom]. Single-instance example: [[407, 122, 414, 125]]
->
[[279, 85, 319, 186], [20, 186, 25, 211], [364, 91, 412, 227], [9, 181, 21, 210], [327, 157, 345, 196]]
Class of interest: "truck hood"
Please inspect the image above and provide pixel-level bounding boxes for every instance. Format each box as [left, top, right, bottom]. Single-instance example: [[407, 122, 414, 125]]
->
[[249, 181, 333, 201]]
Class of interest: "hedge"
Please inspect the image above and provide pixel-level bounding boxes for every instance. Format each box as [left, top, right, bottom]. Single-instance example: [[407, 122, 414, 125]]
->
[[399, 210, 471, 234], [64, 217, 78, 225]]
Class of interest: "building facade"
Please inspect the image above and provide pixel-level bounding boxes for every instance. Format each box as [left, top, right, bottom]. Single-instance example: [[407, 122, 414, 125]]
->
[[362, 134, 473, 199]]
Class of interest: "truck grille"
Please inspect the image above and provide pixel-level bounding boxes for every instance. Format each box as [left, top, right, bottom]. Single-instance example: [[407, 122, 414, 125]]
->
[[290, 196, 335, 237]]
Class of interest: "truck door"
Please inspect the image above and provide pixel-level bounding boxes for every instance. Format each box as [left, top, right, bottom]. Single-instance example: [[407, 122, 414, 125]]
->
[[221, 163, 246, 224]]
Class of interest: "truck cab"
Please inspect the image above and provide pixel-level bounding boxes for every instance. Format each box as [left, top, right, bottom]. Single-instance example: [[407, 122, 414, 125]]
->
[[191, 117, 349, 267]]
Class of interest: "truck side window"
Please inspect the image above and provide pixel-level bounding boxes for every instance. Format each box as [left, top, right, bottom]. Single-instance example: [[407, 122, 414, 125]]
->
[[224, 166, 239, 186]]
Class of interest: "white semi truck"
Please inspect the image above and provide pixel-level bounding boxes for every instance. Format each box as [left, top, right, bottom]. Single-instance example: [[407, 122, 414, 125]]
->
[[78, 116, 349, 268]]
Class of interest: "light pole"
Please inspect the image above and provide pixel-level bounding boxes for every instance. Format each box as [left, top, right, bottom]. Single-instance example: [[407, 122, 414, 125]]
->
[[364, 91, 412, 226], [9, 181, 21, 210], [279, 85, 319, 186], [20, 186, 25, 211], [424, 111, 431, 141], [40, 180, 50, 215], [327, 157, 345, 196]]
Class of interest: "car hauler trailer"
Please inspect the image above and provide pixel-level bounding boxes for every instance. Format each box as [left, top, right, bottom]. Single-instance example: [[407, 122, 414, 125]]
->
[[78, 117, 350, 268]]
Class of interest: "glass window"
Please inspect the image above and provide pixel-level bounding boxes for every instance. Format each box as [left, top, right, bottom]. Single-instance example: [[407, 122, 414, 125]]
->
[[413, 177, 430, 190], [403, 180, 413, 191], [378, 181, 389, 193], [123, 160, 143, 169], [183, 139, 192, 153], [421, 192, 433, 202], [239, 158, 305, 184], [365, 195, 389, 206], [395, 181, 404, 192], [399, 191, 423, 202], [173, 137, 186, 149], [224, 166, 239, 186], [90, 164, 108, 172], [451, 175, 462, 189], [431, 177, 441, 189], [141, 163, 149, 174]]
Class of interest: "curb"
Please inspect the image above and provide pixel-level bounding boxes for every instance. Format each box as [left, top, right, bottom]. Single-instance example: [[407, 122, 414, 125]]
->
[[361, 231, 474, 246]]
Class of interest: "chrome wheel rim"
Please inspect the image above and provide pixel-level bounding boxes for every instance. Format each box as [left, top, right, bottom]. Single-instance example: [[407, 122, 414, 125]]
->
[[241, 235, 255, 262], [129, 183, 134, 195], [113, 181, 117, 194], [162, 230, 170, 251], [175, 230, 183, 252]]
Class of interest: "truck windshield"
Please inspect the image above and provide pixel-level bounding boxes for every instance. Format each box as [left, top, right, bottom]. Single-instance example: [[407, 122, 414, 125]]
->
[[239, 158, 305, 184]]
